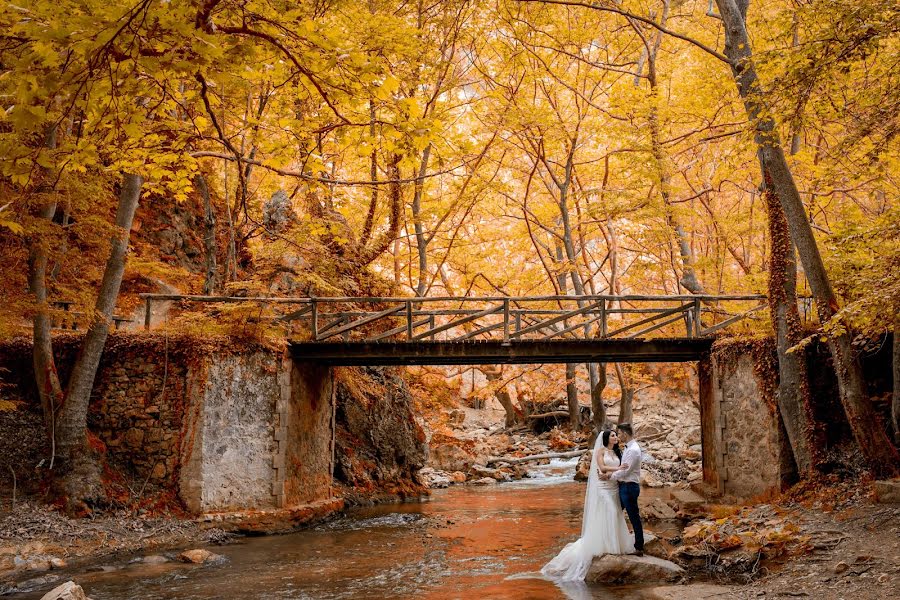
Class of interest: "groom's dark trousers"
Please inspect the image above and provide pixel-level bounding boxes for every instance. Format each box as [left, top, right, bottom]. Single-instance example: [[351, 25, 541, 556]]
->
[[619, 482, 644, 551]]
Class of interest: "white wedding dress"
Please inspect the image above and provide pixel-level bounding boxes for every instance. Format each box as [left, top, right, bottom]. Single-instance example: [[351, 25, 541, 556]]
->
[[541, 444, 635, 581]]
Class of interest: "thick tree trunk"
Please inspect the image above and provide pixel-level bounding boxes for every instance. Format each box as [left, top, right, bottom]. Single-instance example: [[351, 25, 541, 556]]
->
[[195, 174, 217, 295], [716, 0, 899, 477], [55, 173, 143, 510], [763, 167, 821, 474]]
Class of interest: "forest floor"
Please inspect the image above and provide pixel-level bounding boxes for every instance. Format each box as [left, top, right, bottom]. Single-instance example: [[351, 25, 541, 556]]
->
[[653, 488, 900, 600]]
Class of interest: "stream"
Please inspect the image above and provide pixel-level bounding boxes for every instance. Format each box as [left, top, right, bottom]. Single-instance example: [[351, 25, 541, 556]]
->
[[13, 459, 683, 599]]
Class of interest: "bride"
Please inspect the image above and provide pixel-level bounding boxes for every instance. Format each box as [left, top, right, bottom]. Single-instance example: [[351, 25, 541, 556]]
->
[[541, 429, 635, 581]]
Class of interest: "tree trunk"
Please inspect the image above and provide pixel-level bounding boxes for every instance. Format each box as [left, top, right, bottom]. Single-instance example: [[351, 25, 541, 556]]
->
[[55, 173, 143, 510], [412, 144, 432, 296], [615, 363, 634, 426], [715, 0, 899, 477], [893, 318, 899, 444], [482, 366, 520, 427], [28, 125, 64, 452], [195, 174, 217, 295], [762, 166, 821, 474], [355, 155, 401, 266], [28, 201, 64, 442], [565, 364, 580, 428], [591, 364, 607, 430], [638, 3, 703, 295]]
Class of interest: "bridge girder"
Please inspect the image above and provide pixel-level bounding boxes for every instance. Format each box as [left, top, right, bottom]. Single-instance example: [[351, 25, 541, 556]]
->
[[289, 338, 713, 366]]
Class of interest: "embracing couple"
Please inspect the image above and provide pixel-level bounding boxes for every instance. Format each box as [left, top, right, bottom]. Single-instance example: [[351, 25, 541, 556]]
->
[[541, 423, 644, 582]]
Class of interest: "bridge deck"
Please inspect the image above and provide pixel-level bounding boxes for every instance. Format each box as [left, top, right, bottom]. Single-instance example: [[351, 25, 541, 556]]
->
[[289, 338, 713, 366]]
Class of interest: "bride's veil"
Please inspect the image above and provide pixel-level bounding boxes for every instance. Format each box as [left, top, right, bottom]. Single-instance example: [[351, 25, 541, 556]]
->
[[580, 432, 603, 538]]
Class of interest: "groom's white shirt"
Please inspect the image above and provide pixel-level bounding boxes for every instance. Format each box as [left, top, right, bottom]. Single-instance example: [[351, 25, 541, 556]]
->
[[610, 439, 641, 484]]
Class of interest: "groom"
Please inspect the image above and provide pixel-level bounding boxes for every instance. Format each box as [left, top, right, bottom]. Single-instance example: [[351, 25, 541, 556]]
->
[[601, 423, 644, 556]]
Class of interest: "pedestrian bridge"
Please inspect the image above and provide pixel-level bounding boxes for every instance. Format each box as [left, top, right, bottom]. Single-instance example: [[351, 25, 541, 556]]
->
[[141, 293, 765, 365]]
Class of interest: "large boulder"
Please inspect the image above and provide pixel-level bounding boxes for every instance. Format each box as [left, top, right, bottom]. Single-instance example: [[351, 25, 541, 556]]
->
[[333, 367, 428, 504], [585, 554, 684, 585], [428, 439, 476, 473], [40, 582, 90, 600]]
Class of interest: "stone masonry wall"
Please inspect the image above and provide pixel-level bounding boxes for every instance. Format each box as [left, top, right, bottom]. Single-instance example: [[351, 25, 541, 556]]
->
[[178, 352, 282, 513], [0, 335, 337, 516], [700, 343, 789, 500], [89, 351, 190, 485]]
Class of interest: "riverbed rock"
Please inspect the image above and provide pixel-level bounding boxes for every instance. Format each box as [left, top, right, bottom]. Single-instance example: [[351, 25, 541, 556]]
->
[[471, 476, 497, 485], [585, 554, 684, 584], [428, 439, 476, 473], [574, 451, 592, 482], [177, 549, 226, 565], [670, 489, 705, 508], [643, 532, 670, 559], [470, 464, 500, 479], [450, 471, 467, 483], [39, 581, 90, 600], [141, 555, 170, 565], [15, 555, 52, 572], [641, 497, 677, 520]]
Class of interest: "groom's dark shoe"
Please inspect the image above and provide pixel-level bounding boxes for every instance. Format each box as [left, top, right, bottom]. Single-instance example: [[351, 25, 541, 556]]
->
[[632, 550, 644, 557]]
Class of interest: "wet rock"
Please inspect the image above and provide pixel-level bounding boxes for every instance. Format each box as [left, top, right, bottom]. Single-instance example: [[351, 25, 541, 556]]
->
[[177, 549, 226, 565], [141, 555, 169, 565], [49, 557, 66, 569], [574, 451, 592, 482], [449, 471, 467, 483], [470, 464, 500, 479], [586, 554, 684, 584], [15, 555, 51, 572], [85, 566, 118, 573], [643, 532, 670, 559], [39, 581, 89, 600], [418, 467, 451, 488], [470, 477, 497, 485], [427, 440, 475, 473]]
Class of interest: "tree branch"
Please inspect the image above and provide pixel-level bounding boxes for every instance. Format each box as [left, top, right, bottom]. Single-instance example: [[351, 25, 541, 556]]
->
[[517, 0, 730, 64]]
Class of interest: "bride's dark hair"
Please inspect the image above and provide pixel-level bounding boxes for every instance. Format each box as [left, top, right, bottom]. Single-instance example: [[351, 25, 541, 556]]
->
[[601, 429, 623, 462]]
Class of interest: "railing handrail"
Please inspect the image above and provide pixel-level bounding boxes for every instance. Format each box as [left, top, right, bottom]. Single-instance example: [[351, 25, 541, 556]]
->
[[138, 293, 767, 303]]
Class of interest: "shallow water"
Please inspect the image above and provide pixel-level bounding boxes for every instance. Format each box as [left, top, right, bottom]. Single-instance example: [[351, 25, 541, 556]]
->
[[11, 459, 681, 600]]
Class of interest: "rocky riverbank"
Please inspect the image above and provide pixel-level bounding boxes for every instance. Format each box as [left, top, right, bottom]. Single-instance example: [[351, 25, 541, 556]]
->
[[0, 501, 230, 596]]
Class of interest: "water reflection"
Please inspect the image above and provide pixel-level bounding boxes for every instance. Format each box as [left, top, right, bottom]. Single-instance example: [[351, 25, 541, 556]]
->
[[9, 459, 676, 599]]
